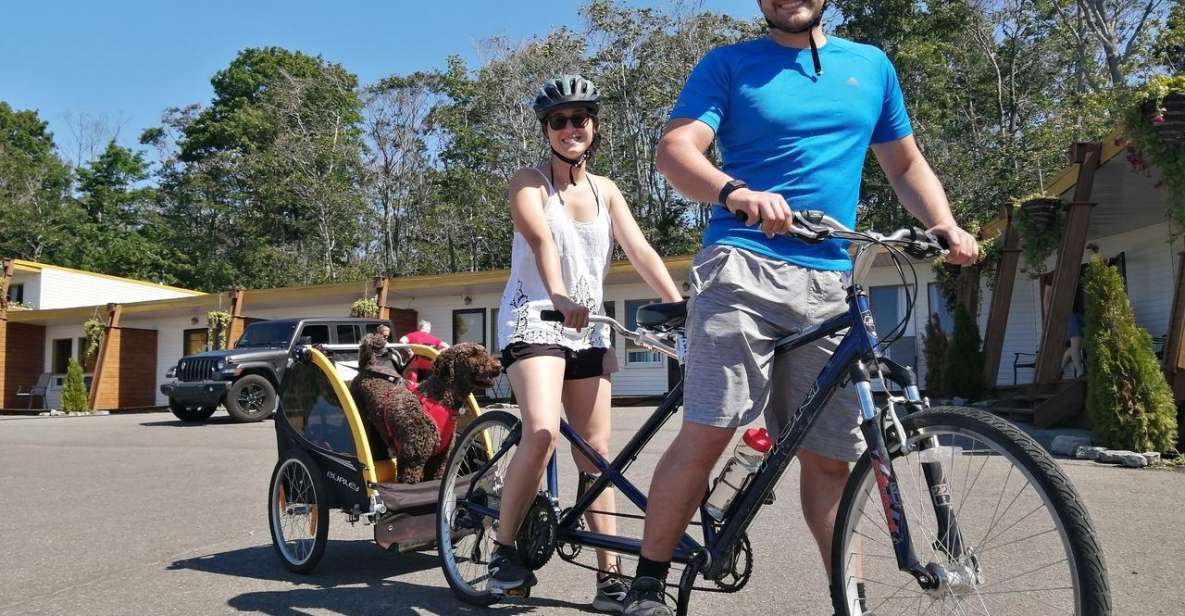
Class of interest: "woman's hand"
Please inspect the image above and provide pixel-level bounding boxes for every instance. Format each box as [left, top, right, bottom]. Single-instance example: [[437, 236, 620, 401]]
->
[[551, 294, 590, 331]]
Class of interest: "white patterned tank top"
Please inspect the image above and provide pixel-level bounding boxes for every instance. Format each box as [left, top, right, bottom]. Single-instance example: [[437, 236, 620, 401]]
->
[[496, 168, 614, 351]]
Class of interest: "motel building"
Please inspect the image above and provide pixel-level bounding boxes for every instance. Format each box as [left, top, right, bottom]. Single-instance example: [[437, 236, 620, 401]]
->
[[3, 135, 1185, 424]]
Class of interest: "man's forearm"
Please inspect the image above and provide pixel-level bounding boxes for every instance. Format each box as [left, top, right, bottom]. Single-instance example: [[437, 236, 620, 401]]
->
[[656, 138, 733, 204], [888, 157, 957, 229]]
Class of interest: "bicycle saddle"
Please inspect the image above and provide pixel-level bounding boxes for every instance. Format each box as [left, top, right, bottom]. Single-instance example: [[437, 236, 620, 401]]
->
[[636, 300, 687, 330]]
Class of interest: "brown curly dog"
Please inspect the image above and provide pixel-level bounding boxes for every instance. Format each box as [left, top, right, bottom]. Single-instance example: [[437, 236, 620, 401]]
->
[[351, 333, 501, 484]]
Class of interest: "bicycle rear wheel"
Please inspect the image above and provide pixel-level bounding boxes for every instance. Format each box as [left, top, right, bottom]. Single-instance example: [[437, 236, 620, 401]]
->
[[436, 410, 519, 606], [831, 407, 1109, 615]]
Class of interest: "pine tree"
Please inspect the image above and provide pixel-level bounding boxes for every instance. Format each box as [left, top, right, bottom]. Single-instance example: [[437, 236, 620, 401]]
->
[[1083, 259, 1177, 452], [61, 358, 90, 413], [923, 313, 948, 398], [942, 304, 984, 401]]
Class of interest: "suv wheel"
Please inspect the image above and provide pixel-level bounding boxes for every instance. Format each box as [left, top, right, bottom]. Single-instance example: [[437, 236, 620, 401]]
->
[[170, 399, 216, 423], [226, 374, 277, 422]]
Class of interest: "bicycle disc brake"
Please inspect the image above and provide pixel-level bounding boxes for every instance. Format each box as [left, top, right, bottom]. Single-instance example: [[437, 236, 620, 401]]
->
[[516, 493, 558, 570], [711, 534, 753, 593]]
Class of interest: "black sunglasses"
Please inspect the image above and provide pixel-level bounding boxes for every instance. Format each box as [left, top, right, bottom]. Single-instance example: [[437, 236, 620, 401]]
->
[[546, 112, 592, 131]]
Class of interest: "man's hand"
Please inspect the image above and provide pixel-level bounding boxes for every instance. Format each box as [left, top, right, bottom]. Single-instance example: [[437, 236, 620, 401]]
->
[[726, 188, 793, 238], [928, 223, 979, 266]]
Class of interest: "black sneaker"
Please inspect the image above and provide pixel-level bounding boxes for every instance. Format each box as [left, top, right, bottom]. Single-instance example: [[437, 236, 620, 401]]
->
[[487, 543, 535, 595], [621, 576, 672, 616], [592, 571, 630, 613]]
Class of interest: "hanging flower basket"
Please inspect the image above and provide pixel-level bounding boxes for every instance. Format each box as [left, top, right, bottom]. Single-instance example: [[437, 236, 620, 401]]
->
[[1012, 194, 1065, 273], [207, 311, 232, 350], [1123, 75, 1185, 226], [1018, 197, 1062, 230], [351, 297, 379, 319]]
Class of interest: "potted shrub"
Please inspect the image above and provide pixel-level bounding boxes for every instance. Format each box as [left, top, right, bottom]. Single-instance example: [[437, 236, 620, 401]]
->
[[61, 358, 90, 413], [1123, 74, 1185, 225]]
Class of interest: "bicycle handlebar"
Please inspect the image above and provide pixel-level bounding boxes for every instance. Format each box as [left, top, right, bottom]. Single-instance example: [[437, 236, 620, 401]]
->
[[732, 208, 949, 259], [538, 310, 678, 359]]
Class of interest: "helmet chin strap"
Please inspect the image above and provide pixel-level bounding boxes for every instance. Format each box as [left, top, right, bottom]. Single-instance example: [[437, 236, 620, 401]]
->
[[549, 133, 600, 184], [766, 14, 824, 77]]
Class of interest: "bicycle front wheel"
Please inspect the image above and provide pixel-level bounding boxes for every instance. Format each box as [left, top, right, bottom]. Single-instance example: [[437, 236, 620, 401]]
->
[[436, 409, 519, 606], [831, 407, 1110, 615]]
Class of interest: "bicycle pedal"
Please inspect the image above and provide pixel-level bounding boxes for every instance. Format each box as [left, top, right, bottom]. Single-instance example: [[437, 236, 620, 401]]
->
[[505, 585, 532, 598]]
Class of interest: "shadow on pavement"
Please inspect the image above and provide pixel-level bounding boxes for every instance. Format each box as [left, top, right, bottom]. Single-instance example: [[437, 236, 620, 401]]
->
[[171, 542, 586, 615], [140, 415, 261, 428]]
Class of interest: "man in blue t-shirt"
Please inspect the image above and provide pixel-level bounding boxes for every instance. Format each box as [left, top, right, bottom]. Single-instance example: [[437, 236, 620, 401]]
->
[[621, 2, 979, 614]]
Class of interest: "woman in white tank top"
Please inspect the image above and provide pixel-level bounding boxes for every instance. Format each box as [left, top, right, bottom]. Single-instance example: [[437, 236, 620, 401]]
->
[[485, 76, 682, 610]]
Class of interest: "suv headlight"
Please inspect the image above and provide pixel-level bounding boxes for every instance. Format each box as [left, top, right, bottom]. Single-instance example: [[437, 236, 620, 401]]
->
[[215, 360, 226, 371], [166, 366, 177, 379]]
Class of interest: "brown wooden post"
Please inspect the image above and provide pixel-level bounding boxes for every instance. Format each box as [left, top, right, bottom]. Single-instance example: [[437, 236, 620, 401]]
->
[[226, 289, 247, 349], [0, 258, 13, 317], [1163, 252, 1185, 401], [373, 276, 391, 321], [982, 208, 1021, 388], [87, 303, 123, 410], [1034, 142, 1101, 385], [0, 259, 11, 407]]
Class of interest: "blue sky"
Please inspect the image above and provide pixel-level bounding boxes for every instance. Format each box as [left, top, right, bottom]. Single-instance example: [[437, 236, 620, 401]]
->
[[1, 0, 757, 160]]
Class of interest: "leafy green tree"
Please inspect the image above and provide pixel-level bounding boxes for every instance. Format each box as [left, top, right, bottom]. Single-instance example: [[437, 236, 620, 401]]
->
[[0, 102, 75, 262], [942, 304, 985, 400], [61, 358, 89, 413], [1082, 258, 1177, 451]]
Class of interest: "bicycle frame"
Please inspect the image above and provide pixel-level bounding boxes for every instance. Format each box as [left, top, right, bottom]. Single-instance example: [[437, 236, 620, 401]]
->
[[461, 280, 963, 589]]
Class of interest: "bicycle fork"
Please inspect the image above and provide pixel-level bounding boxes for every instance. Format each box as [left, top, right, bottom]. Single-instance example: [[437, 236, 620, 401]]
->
[[850, 360, 967, 594]]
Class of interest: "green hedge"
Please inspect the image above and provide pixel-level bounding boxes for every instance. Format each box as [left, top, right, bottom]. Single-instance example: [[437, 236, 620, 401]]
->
[[1083, 258, 1178, 451]]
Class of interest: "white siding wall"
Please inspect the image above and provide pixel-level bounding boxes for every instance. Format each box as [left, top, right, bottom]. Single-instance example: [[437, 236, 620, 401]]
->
[[36, 269, 195, 309], [986, 221, 1184, 386]]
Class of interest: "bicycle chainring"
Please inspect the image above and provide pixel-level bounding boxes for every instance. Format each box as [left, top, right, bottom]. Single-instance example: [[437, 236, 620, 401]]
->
[[516, 493, 558, 570], [712, 534, 753, 592]]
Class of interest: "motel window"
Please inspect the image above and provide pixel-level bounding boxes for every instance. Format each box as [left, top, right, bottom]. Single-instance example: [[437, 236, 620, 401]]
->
[[869, 285, 917, 368], [453, 309, 486, 347], [625, 299, 662, 366], [490, 308, 500, 350], [183, 329, 208, 355], [6, 283, 24, 305], [52, 339, 73, 374], [926, 283, 954, 335]]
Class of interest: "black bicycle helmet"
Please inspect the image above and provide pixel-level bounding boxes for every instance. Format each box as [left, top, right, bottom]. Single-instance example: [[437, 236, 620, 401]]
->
[[533, 74, 600, 120]]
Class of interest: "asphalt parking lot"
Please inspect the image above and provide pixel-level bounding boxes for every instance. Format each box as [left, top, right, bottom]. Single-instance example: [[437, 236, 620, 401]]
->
[[2, 409, 1183, 615]]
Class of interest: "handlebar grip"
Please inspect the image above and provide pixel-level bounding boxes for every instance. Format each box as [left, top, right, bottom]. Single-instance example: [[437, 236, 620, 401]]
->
[[933, 232, 950, 250], [734, 209, 751, 224], [540, 310, 564, 322]]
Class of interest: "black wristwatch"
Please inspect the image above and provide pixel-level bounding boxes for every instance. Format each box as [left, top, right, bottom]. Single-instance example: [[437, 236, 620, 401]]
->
[[718, 179, 748, 208]]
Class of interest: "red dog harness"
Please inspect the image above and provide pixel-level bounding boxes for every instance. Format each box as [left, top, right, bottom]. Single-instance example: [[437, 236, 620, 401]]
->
[[395, 381, 457, 458]]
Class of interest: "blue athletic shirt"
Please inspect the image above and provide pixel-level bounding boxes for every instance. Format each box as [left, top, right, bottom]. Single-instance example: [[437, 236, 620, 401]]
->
[[671, 36, 913, 271]]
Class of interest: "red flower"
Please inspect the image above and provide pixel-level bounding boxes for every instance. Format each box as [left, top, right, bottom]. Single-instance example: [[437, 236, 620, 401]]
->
[[1152, 114, 1166, 125], [1155, 180, 1164, 189]]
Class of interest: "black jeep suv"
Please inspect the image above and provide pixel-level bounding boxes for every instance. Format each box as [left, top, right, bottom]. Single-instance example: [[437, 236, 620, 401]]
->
[[161, 317, 388, 423]]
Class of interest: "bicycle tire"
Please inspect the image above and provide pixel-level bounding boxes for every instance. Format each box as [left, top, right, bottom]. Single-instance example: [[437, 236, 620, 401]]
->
[[831, 406, 1110, 615], [436, 410, 519, 606]]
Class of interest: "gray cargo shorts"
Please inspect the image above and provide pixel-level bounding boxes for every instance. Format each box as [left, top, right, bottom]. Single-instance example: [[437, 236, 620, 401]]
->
[[683, 244, 866, 462]]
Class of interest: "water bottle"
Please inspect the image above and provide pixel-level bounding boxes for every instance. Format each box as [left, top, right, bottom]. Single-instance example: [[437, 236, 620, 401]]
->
[[704, 427, 773, 521]]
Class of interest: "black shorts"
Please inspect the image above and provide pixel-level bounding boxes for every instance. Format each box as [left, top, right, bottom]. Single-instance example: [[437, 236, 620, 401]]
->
[[500, 342, 617, 380]]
